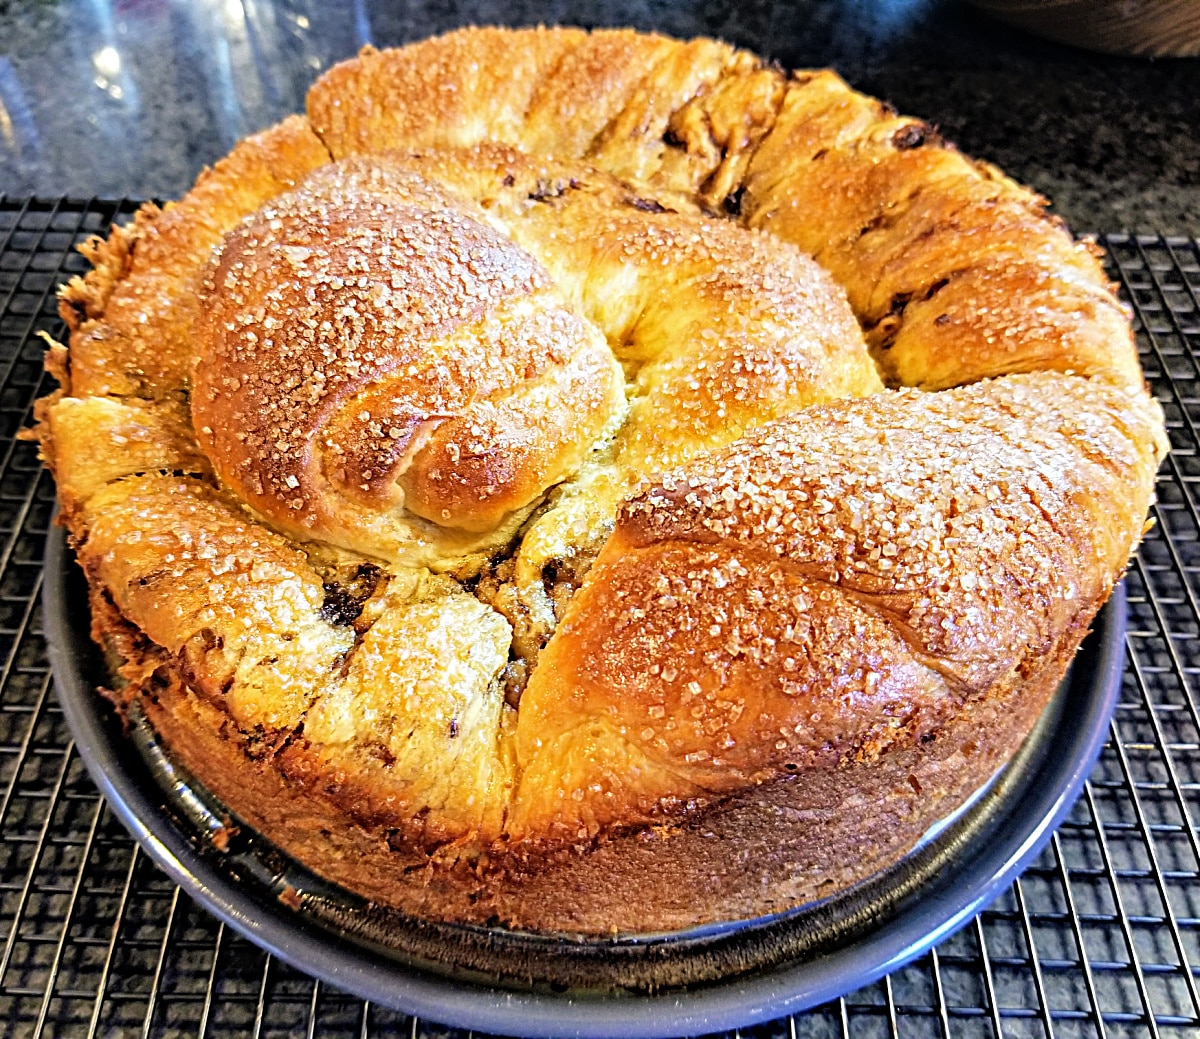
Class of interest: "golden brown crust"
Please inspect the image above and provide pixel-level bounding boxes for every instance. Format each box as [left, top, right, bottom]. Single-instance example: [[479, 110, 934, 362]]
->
[[41, 395, 210, 519], [582, 36, 739, 186], [79, 473, 353, 729], [191, 155, 625, 562], [60, 115, 331, 400], [740, 76, 1141, 389], [312, 31, 1141, 392], [308, 30, 587, 158], [520, 30, 681, 159], [287, 573, 516, 844], [509, 373, 1165, 841], [37, 26, 1169, 937], [401, 146, 882, 473]]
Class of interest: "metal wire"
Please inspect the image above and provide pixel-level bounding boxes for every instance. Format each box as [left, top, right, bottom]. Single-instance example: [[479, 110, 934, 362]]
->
[[0, 199, 1196, 1039]]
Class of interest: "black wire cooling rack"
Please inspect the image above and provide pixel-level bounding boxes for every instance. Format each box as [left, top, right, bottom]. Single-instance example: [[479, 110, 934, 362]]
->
[[0, 195, 1197, 1039]]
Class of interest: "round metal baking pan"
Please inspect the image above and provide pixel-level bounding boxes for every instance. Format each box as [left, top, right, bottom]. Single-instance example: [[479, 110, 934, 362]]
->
[[44, 526, 1125, 1038]]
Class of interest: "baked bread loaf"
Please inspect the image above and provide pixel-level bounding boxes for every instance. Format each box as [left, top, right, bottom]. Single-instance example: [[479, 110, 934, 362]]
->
[[35, 26, 1167, 937]]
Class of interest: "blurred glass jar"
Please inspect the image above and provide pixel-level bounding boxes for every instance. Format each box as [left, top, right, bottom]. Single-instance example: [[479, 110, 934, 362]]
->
[[970, 0, 1200, 56]]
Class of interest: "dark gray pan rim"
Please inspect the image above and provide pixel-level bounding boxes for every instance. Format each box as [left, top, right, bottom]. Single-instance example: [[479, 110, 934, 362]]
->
[[44, 524, 1125, 1038]]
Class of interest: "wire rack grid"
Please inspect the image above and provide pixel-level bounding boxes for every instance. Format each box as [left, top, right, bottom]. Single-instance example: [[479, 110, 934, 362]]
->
[[0, 196, 1196, 1039]]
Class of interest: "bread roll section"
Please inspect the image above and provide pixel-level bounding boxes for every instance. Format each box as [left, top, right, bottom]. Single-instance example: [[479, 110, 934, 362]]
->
[[59, 116, 330, 400], [34, 26, 1168, 936], [79, 473, 353, 730], [513, 373, 1164, 841], [191, 156, 625, 571]]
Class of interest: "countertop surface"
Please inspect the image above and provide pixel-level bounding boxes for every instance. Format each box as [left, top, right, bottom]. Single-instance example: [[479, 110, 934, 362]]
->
[[0, 0, 1197, 235]]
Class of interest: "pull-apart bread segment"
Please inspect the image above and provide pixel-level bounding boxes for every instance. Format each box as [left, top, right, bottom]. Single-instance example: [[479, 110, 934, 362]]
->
[[191, 156, 627, 568], [34, 26, 1167, 937], [55, 116, 330, 401], [513, 375, 1163, 842], [737, 74, 1141, 391]]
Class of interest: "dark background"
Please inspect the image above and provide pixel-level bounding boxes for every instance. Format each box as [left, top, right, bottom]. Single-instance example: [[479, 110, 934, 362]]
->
[[0, 0, 1197, 233]]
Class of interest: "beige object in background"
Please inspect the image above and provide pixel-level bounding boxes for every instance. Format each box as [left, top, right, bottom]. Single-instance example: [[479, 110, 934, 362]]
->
[[971, 0, 1200, 56]]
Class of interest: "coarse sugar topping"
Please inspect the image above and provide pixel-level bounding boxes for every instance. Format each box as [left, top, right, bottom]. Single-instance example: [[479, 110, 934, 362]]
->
[[620, 372, 1158, 689], [192, 158, 552, 522]]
